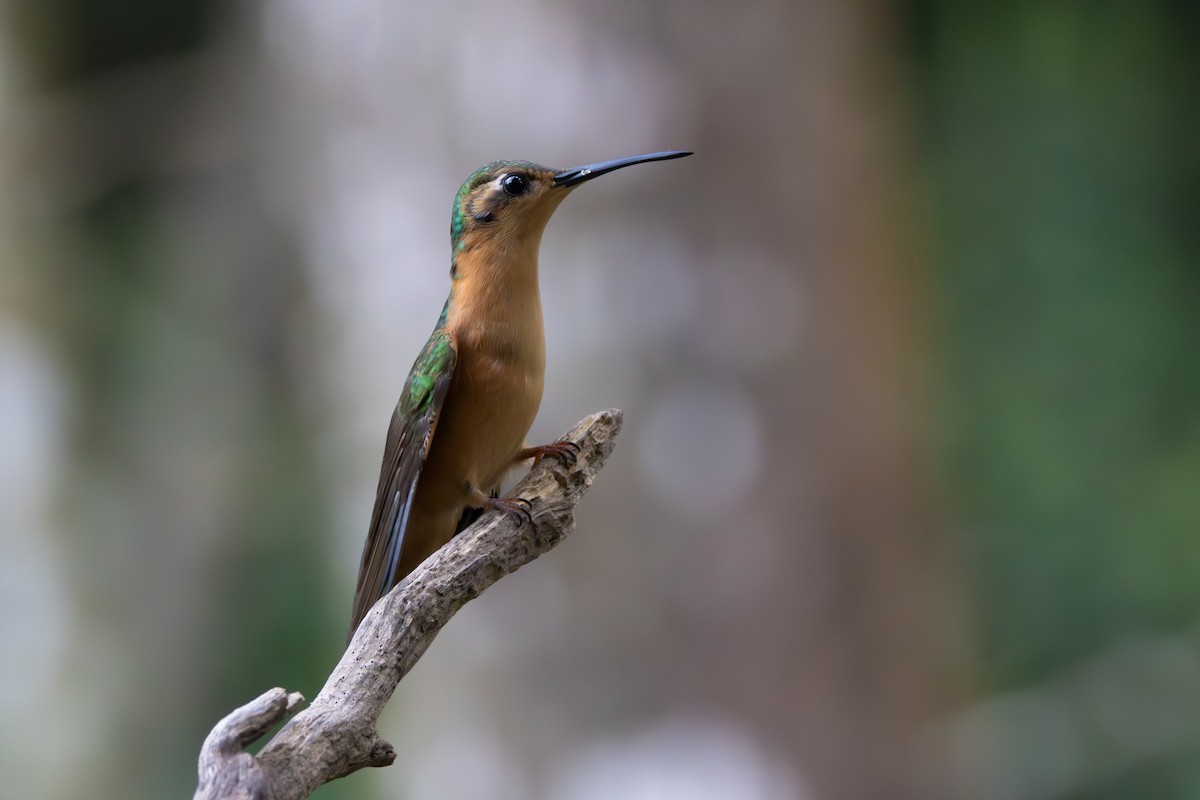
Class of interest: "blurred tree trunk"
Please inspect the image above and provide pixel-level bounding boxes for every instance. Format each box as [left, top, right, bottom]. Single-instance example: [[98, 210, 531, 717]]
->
[[650, 2, 961, 797]]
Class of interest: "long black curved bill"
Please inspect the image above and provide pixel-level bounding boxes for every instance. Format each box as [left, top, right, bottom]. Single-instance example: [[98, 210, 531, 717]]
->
[[553, 150, 693, 188]]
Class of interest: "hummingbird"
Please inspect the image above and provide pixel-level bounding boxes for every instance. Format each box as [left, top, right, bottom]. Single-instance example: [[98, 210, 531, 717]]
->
[[349, 149, 692, 637]]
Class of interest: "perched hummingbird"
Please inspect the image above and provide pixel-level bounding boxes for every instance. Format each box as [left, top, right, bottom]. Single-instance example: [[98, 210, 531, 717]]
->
[[349, 150, 692, 637]]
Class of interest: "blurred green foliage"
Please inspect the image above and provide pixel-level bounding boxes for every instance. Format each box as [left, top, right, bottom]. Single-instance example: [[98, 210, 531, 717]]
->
[[912, 0, 1200, 790], [11, 2, 354, 797]]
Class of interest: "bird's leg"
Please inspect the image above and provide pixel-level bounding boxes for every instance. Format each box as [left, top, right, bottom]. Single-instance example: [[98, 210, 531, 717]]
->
[[515, 440, 581, 469], [467, 484, 534, 526]]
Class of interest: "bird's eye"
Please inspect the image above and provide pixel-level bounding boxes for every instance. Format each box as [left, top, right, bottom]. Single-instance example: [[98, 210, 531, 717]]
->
[[501, 173, 529, 196]]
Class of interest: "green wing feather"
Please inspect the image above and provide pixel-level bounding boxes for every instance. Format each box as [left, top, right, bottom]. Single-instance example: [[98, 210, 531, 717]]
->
[[349, 313, 456, 638]]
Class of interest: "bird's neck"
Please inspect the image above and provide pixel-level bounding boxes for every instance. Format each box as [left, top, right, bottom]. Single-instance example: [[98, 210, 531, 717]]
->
[[446, 237, 545, 365]]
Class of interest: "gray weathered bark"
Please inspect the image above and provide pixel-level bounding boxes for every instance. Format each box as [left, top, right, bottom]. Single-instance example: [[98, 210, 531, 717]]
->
[[194, 409, 623, 800]]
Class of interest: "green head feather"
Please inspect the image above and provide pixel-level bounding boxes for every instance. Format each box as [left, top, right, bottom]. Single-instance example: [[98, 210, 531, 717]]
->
[[450, 160, 542, 253]]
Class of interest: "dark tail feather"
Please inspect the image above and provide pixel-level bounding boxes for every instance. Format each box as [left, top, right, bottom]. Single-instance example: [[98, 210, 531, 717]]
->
[[347, 488, 498, 646]]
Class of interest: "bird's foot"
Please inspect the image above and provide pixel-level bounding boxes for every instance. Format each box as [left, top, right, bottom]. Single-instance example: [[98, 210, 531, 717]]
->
[[484, 495, 534, 526], [517, 440, 581, 469]]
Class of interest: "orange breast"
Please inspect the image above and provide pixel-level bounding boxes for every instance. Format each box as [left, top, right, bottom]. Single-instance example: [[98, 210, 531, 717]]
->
[[392, 316, 545, 577]]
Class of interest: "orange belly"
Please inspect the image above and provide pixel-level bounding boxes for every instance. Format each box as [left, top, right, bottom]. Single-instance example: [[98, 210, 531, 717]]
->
[[393, 346, 544, 577]]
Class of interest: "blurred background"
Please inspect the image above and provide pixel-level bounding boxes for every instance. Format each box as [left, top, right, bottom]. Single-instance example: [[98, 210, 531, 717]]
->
[[2, 1, 1198, 798]]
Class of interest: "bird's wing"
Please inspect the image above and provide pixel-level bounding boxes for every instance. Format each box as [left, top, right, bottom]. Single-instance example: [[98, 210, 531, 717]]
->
[[349, 325, 457, 637]]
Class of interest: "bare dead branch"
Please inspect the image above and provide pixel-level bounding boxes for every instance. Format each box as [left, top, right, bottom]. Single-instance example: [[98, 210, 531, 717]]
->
[[194, 409, 624, 800]]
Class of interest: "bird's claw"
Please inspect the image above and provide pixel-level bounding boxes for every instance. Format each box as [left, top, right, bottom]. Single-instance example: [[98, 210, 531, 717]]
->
[[485, 496, 535, 526], [527, 439, 581, 468]]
